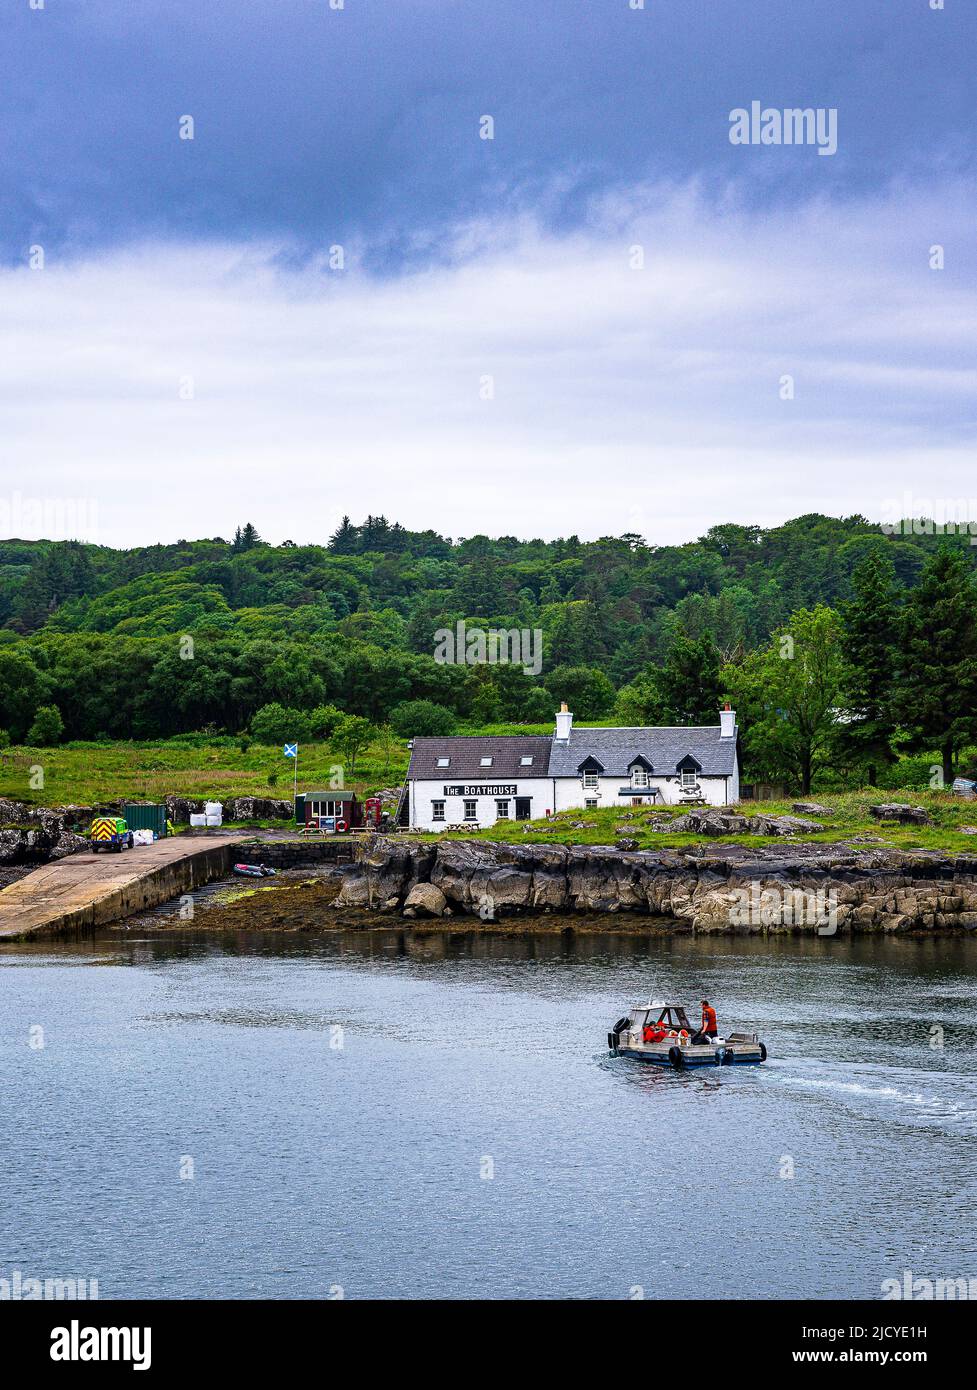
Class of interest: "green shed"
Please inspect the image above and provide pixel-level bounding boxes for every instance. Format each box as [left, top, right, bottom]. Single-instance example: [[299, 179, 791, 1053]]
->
[[123, 803, 168, 838]]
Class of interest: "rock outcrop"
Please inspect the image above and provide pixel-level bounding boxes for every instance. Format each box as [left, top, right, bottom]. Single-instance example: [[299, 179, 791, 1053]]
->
[[331, 836, 977, 934], [0, 800, 89, 865], [653, 810, 825, 837], [402, 882, 449, 918], [869, 803, 933, 825]]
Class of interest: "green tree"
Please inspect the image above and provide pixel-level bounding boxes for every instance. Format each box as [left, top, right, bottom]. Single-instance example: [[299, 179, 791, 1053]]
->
[[898, 547, 977, 786], [389, 699, 457, 737], [334, 714, 374, 774], [250, 703, 312, 744], [28, 703, 64, 745], [0, 647, 47, 740], [654, 631, 723, 724], [546, 664, 615, 718], [729, 605, 845, 793], [520, 686, 555, 722], [838, 548, 901, 784], [613, 670, 663, 726]]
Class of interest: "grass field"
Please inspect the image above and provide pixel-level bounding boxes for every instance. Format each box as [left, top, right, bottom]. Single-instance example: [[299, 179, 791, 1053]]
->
[[3, 737, 977, 853], [0, 736, 411, 809], [429, 790, 977, 854]]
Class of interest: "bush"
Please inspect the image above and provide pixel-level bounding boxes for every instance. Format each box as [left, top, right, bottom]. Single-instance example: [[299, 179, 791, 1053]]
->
[[250, 703, 312, 745], [308, 704, 344, 739], [28, 704, 64, 746], [520, 687, 555, 722], [389, 699, 458, 738], [0, 729, 10, 748]]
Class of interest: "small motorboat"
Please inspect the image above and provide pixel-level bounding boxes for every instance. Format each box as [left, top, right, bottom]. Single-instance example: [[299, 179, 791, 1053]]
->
[[608, 1001, 766, 1068], [232, 863, 277, 878]]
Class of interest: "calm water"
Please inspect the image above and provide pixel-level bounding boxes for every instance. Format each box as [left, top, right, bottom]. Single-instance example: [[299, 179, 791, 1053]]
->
[[2, 928, 976, 1300]]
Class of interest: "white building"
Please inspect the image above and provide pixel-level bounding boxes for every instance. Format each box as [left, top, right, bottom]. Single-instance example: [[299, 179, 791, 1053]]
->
[[405, 735, 553, 831], [404, 706, 740, 831], [547, 703, 739, 811]]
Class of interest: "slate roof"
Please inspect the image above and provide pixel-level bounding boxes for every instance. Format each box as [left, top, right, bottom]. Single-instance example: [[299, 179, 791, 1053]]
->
[[407, 735, 552, 780], [547, 725, 737, 778]]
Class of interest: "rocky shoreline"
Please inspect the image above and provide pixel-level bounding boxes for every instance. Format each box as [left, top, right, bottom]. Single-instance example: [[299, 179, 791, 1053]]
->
[[333, 837, 977, 934]]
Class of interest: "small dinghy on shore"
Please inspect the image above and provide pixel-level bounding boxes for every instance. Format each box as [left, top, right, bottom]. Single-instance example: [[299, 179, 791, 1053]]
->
[[232, 863, 277, 878], [608, 1001, 766, 1068]]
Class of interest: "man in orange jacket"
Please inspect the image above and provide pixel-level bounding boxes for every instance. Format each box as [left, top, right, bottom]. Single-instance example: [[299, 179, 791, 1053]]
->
[[698, 999, 718, 1040]]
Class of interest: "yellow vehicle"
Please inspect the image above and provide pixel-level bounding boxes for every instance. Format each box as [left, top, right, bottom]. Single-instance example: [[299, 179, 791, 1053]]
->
[[89, 816, 134, 853]]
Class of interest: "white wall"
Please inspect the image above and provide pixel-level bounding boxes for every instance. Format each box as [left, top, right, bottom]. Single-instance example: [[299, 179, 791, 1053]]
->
[[409, 777, 552, 830], [553, 773, 733, 811]]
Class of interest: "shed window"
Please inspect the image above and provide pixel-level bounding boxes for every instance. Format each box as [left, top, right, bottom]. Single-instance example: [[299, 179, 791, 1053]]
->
[[431, 800, 445, 822], [496, 800, 510, 819], [463, 799, 478, 821]]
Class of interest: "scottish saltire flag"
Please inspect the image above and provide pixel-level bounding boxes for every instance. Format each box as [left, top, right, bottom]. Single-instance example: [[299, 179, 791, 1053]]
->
[[283, 744, 298, 759]]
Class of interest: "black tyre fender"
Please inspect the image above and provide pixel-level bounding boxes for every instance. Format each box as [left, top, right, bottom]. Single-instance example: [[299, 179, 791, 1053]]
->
[[668, 1046, 685, 1070], [759, 1042, 767, 1062], [612, 1017, 630, 1036], [719, 1046, 734, 1065]]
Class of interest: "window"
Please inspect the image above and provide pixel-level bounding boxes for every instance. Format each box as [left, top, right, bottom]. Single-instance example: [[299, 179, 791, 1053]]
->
[[681, 768, 697, 787], [431, 800, 445, 822], [480, 756, 493, 767], [631, 766, 648, 788], [585, 798, 598, 809], [436, 757, 450, 768], [463, 799, 478, 820], [583, 771, 599, 790], [496, 799, 510, 818], [519, 755, 533, 766]]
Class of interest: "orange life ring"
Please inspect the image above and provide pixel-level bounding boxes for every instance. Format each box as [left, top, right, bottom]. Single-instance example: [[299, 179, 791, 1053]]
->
[[335, 819, 348, 833]]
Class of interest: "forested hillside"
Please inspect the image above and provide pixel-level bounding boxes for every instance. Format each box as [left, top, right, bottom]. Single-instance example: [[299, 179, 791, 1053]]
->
[[1, 513, 975, 791]]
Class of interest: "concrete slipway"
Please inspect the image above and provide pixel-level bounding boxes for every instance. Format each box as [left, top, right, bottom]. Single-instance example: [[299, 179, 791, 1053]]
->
[[0, 836, 249, 939]]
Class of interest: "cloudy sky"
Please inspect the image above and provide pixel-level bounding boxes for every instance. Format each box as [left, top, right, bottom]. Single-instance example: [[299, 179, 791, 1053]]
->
[[2, 0, 974, 547]]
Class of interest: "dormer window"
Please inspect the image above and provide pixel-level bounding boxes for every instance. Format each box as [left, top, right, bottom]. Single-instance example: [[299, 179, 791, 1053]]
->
[[583, 770, 599, 790], [631, 766, 648, 789], [436, 757, 450, 768], [480, 756, 493, 767]]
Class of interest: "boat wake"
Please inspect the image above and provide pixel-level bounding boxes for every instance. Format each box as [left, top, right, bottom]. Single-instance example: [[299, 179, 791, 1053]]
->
[[773, 1063, 977, 1136]]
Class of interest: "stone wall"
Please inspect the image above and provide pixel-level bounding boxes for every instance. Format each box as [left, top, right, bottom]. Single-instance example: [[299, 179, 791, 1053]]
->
[[333, 837, 977, 933]]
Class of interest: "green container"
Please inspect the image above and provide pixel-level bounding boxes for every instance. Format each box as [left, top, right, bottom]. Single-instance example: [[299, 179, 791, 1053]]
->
[[123, 803, 168, 838]]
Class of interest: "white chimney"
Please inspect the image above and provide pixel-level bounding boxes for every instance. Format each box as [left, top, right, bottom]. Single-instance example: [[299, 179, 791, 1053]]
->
[[555, 701, 573, 742], [719, 704, 736, 739]]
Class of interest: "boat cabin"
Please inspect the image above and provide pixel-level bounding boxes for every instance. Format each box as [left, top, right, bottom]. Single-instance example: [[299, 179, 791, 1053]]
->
[[628, 1002, 693, 1032]]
